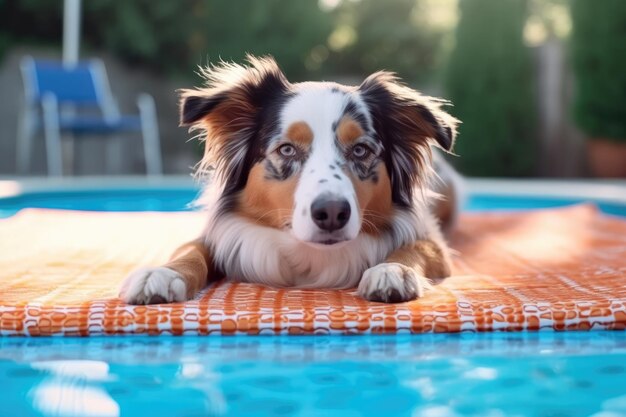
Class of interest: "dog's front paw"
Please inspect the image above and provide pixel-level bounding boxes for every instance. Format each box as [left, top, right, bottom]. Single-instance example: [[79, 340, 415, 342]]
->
[[119, 267, 188, 305], [358, 263, 430, 303]]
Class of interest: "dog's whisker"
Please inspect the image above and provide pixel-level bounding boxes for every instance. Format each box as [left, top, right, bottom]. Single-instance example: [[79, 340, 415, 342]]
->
[[251, 208, 292, 224], [361, 210, 390, 222]]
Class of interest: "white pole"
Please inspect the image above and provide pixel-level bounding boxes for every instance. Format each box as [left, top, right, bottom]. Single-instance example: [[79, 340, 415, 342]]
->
[[62, 0, 81, 66]]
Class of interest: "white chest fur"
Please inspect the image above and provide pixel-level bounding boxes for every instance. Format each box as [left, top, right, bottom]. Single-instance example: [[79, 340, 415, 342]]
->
[[203, 207, 430, 289]]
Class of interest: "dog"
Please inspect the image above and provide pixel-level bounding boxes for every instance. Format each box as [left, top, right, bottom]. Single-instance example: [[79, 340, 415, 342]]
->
[[119, 55, 461, 305]]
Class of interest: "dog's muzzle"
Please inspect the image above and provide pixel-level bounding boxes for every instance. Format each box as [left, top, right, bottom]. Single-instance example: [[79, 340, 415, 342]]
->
[[311, 195, 351, 232], [308, 194, 352, 245]]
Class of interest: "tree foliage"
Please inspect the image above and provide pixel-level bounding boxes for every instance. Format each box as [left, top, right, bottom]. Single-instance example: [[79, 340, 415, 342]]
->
[[328, 0, 447, 84], [571, 0, 626, 142], [0, 0, 333, 81], [445, 0, 536, 177], [0, 0, 447, 85]]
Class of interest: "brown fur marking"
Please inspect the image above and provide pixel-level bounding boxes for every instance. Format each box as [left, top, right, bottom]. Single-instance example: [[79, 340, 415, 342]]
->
[[238, 163, 298, 228], [385, 240, 451, 280], [189, 88, 259, 179], [350, 163, 394, 235], [432, 180, 456, 235], [163, 239, 219, 298], [286, 121, 314, 147], [336, 117, 364, 145], [398, 105, 438, 143]]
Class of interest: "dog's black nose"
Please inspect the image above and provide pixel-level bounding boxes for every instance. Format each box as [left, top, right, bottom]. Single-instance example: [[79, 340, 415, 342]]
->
[[311, 196, 351, 232]]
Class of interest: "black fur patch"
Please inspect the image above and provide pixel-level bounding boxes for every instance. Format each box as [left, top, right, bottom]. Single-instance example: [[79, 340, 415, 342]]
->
[[351, 158, 382, 183], [417, 105, 453, 151], [179, 56, 294, 216], [342, 100, 372, 134], [358, 71, 458, 207], [219, 88, 294, 215], [332, 99, 383, 186], [180, 94, 225, 125], [264, 159, 300, 181], [264, 159, 282, 179], [265, 151, 308, 181]]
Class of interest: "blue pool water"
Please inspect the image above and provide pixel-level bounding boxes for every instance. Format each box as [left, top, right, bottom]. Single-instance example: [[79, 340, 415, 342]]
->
[[1, 334, 626, 417], [1, 187, 625, 416], [1, 187, 625, 218]]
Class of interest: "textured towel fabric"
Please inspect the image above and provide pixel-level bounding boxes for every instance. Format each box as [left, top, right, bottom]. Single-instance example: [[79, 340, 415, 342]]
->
[[0, 204, 625, 336]]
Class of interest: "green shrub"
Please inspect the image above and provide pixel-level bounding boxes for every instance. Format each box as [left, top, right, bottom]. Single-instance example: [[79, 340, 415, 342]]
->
[[0, 0, 333, 80], [0, 0, 448, 85], [444, 0, 536, 177], [328, 0, 447, 85], [571, 0, 626, 142]]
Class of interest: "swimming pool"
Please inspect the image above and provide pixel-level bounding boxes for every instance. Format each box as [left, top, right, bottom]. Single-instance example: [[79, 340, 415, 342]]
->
[[1, 177, 625, 417], [1, 333, 626, 417], [1, 177, 625, 218]]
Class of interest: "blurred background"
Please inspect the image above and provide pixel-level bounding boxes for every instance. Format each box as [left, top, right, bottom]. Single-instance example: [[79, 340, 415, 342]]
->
[[0, 0, 624, 178]]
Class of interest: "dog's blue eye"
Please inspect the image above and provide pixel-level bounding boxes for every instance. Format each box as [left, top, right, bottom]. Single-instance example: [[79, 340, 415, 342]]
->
[[352, 144, 370, 159], [278, 144, 297, 157]]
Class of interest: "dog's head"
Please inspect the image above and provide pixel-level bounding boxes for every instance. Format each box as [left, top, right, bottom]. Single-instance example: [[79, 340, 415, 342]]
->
[[181, 55, 458, 246]]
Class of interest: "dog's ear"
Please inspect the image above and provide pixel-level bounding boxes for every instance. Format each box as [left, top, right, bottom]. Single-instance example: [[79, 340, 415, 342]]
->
[[358, 72, 459, 207], [179, 55, 291, 191], [180, 93, 226, 126], [359, 71, 458, 151], [179, 55, 290, 128]]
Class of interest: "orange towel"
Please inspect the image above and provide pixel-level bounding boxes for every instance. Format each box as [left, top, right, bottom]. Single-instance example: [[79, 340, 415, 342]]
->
[[0, 204, 624, 336]]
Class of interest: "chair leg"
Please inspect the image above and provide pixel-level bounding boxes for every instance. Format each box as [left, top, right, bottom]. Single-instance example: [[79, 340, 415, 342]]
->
[[105, 135, 123, 174], [42, 94, 63, 177], [66, 133, 75, 176], [138, 93, 163, 176], [16, 105, 35, 174]]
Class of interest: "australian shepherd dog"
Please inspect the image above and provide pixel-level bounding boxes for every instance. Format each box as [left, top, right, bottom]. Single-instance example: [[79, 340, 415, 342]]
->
[[120, 55, 462, 305]]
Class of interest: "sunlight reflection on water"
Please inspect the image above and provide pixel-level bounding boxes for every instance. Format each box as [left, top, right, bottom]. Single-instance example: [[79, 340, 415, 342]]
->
[[1, 333, 625, 417]]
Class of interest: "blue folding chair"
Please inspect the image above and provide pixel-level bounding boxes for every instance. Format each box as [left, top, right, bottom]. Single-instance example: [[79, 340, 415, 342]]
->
[[17, 56, 163, 176]]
